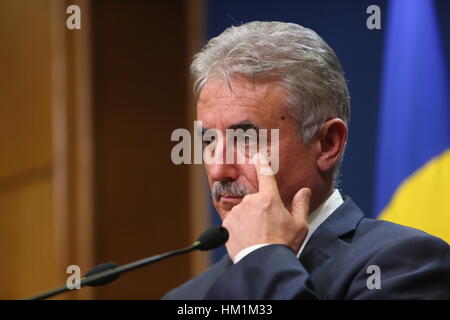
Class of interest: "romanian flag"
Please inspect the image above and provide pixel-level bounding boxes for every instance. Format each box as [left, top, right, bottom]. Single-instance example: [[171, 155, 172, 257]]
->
[[374, 0, 450, 243]]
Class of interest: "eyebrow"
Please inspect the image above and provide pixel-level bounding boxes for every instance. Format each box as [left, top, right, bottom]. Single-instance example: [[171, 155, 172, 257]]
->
[[201, 120, 260, 135], [228, 120, 260, 131]]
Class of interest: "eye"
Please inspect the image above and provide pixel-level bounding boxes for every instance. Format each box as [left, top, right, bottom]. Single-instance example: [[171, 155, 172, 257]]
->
[[242, 132, 257, 145]]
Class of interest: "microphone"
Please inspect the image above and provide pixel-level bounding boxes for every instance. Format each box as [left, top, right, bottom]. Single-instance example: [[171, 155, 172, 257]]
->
[[84, 262, 120, 287], [24, 226, 228, 300], [192, 225, 229, 251]]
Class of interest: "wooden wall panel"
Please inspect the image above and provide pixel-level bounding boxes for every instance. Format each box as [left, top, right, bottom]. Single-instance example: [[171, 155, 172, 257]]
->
[[0, 0, 206, 299], [0, 0, 95, 299], [0, 0, 57, 299], [0, 0, 53, 179], [56, 0, 95, 299], [90, 0, 202, 299], [0, 178, 56, 298]]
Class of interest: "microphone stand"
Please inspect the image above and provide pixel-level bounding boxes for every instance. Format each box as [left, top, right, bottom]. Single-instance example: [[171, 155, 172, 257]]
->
[[24, 241, 201, 300]]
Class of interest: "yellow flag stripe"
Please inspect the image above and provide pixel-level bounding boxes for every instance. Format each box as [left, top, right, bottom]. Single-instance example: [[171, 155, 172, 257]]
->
[[379, 148, 450, 244]]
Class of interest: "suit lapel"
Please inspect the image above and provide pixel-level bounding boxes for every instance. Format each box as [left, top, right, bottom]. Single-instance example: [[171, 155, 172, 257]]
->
[[300, 196, 365, 261], [298, 197, 365, 296]]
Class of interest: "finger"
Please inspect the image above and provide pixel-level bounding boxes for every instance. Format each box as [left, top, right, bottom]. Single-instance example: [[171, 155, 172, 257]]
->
[[252, 153, 279, 195], [291, 187, 311, 222]]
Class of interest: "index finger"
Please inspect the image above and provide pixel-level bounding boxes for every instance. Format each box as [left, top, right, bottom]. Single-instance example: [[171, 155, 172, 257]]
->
[[253, 153, 280, 196]]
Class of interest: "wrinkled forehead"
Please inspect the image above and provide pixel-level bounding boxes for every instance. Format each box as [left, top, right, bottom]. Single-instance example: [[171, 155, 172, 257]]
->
[[196, 77, 289, 131]]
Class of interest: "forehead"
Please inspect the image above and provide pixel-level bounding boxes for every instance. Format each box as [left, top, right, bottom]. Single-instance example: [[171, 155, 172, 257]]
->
[[197, 76, 288, 129]]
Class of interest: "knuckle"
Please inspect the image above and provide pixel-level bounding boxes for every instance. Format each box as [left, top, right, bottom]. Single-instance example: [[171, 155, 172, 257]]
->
[[298, 221, 308, 232], [259, 196, 274, 209]]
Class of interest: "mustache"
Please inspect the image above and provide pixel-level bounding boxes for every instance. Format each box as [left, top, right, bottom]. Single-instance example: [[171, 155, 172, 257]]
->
[[212, 181, 251, 201]]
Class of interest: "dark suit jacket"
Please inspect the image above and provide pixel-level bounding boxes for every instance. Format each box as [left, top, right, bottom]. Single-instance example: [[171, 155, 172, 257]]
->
[[163, 197, 450, 299]]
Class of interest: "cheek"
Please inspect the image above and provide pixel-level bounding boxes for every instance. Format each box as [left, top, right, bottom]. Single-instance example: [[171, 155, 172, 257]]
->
[[276, 141, 316, 200], [274, 167, 294, 199], [239, 164, 259, 192], [205, 166, 217, 192]]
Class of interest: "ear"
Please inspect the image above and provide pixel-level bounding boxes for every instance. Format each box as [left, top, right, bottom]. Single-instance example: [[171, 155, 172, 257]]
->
[[317, 118, 348, 173]]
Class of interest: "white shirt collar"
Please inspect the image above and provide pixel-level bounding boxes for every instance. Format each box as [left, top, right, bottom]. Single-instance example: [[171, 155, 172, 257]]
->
[[296, 188, 343, 258]]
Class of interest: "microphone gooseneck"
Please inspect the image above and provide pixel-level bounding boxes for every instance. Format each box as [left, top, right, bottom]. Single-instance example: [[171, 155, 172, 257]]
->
[[24, 226, 228, 300]]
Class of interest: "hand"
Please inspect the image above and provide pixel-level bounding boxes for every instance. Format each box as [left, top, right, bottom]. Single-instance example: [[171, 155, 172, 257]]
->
[[222, 153, 312, 261]]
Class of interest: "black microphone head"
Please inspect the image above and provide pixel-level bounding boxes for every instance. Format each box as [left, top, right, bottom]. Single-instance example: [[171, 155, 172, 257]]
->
[[84, 262, 120, 287], [195, 226, 229, 251]]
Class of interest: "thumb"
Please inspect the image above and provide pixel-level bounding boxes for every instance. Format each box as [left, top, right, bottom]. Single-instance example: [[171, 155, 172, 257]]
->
[[291, 187, 311, 222]]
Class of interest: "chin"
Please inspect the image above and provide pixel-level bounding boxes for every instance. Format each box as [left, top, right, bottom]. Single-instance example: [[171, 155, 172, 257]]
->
[[214, 199, 241, 221]]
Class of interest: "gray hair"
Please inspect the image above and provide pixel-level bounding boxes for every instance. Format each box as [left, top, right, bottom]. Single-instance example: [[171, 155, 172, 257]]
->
[[191, 21, 350, 184]]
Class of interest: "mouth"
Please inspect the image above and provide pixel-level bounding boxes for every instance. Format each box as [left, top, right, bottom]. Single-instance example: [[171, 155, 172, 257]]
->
[[215, 192, 247, 216], [219, 193, 243, 199], [218, 194, 244, 204]]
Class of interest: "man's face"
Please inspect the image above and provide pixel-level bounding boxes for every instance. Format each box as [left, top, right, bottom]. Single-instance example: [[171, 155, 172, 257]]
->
[[197, 75, 319, 220]]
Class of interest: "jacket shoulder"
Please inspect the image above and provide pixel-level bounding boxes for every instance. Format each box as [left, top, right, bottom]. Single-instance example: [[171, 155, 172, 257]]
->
[[355, 217, 449, 249], [162, 254, 232, 300], [326, 217, 450, 299]]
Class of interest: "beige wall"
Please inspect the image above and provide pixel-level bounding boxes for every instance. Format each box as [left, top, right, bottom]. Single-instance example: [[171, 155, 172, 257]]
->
[[0, 0, 206, 300], [0, 0, 58, 299]]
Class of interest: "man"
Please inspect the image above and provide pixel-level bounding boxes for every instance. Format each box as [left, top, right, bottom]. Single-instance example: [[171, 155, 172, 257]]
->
[[164, 21, 450, 299]]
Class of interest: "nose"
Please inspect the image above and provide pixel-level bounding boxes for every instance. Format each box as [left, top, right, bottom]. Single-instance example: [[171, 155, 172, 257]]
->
[[207, 162, 239, 182], [205, 137, 239, 182]]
